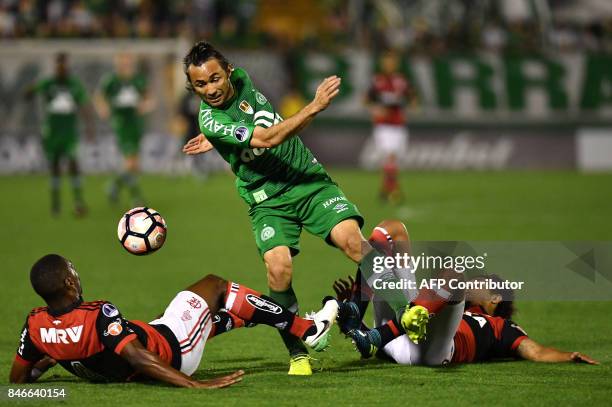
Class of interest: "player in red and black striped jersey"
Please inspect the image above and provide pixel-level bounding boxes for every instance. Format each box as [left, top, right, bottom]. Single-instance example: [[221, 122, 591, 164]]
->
[[9, 254, 339, 388], [333, 220, 598, 366]]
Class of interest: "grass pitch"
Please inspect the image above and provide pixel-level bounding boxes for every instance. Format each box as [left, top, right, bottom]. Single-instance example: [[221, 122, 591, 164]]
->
[[1, 170, 611, 406]]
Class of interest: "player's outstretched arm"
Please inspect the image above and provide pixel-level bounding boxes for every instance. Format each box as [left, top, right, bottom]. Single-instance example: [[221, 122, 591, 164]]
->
[[9, 356, 57, 383], [249, 75, 341, 148], [516, 338, 599, 364], [120, 338, 244, 388]]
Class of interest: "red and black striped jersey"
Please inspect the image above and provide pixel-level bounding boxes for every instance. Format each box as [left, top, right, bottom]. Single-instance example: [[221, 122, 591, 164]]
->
[[14, 300, 180, 382], [452, 306, 528, 363]]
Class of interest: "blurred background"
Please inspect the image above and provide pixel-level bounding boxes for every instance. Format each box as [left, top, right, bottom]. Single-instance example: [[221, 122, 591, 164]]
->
[[1, 0, 612, 175]]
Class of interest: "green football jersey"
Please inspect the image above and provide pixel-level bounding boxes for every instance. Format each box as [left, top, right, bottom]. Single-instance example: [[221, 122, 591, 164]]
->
[[33, 76, 88, 139], [100, 73, 147, 120], [198, 68, 328, 206]]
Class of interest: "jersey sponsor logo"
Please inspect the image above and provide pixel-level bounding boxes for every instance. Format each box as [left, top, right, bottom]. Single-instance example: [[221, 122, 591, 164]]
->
[[234, 126, 250, 142], [322, 196, 347, 209], [102, 303, 119, 318], [40, 325, 83, 344], [106, 322, 123, 336], [260, 225, 275, 241], [199, 109, 236, 137], [255, 92, 267, 105], [187, 297, 202, 309], [48, 90, 76, 114], [239, 100, 254, 114], [245, 294, 282, 314]]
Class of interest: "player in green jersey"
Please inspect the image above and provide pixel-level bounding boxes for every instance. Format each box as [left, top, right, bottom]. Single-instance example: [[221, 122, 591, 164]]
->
[[26, 53, 93, 217], [182, 42, 428, 375], [95, 53, 154, 205]]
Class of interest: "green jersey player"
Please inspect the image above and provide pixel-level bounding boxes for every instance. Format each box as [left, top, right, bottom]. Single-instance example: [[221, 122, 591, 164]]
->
[[182, 42, 427, 375], [95, 53, 154, 205], [26, 53, 93, 217]]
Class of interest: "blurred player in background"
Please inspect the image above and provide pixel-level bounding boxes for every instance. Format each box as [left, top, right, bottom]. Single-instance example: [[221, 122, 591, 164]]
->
[[182, 42, 428, 375], [10, 254, 338, 387], [366, 51, 416, 204], [333, 220, 598, 366], [25, 52, 93, 217], [95, 53, 154, 205]]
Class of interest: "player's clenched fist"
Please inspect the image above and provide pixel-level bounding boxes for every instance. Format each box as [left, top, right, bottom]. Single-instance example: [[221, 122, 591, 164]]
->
[[312, 75, 341, 112]]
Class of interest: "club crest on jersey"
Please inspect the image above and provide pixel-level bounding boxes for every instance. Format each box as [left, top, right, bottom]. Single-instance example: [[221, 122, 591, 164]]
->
[[234, 126, 249, 142], [245, 294, 282, 314], [239, 100, 254, 114], [106, 322, 123, 336], [102, 303, 119, 318], [187, 297, 202, 309], [255, 92, 267, 105], [260, 225, 275, 241]]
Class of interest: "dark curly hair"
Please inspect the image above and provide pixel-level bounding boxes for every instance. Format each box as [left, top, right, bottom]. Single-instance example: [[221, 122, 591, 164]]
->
[[183, 41, 231, 92], [465, 274, 516, 319]]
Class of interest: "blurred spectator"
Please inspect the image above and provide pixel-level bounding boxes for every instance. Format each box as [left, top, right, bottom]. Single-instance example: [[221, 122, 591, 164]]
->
[[0, 0, 611, 54]]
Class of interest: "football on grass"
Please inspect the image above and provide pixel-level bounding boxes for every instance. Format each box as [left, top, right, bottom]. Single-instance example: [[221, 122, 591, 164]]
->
[[117, 207, 167, 255]]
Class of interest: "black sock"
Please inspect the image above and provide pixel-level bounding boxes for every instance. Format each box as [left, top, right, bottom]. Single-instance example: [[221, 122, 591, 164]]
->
[[372, 318, 405, 348]]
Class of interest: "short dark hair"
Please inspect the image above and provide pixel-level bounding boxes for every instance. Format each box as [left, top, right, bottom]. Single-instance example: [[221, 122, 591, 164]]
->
[[30, 254, 70, 302], [183, 41, 230, 92]]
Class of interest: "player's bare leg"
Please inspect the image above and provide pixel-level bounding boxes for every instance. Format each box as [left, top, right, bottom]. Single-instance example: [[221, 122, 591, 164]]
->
[[68, 158, 86, 217], [184, 274, 337, 352], [263, 246, 313, 375]]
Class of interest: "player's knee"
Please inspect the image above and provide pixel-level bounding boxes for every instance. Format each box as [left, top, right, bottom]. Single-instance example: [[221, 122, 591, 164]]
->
[[202, 274, 227, 293], [263, 249, 293, 289], [377, 219, 409, 241], [341, 233, 365, 262]]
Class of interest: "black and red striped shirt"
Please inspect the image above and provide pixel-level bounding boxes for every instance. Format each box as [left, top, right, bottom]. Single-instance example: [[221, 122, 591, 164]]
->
[[14, 300, 180, 382], [452, 306, 528, 363]]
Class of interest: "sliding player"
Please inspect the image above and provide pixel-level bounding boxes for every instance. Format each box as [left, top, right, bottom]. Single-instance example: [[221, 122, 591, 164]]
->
[[9, 254, 338, 387], [334, 220, 599, 366], [181, 42, 427, 375], [26, 53, 93, 217]]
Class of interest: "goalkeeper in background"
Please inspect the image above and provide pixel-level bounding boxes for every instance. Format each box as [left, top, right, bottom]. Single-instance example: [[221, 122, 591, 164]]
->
[[95, 53, 154, 205]]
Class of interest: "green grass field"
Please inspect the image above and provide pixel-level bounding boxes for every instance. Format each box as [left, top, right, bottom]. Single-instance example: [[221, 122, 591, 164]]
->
[[1, 170, 611, 406]]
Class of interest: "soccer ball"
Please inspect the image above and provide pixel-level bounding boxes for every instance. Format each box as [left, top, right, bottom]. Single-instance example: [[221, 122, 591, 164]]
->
[[117, 207, 167, 255]]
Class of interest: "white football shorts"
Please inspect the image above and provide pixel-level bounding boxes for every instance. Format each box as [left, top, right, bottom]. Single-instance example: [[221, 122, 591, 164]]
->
[[149, 290, 212, 375]]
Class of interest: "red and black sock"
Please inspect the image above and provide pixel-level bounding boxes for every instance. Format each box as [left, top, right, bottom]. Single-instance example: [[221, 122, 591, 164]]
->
[[224, 282, 316, 339]]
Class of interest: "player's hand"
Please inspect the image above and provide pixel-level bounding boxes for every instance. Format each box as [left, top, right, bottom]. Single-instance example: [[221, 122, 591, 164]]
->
[[183, 133, 214, 155], [311, 75, 341, 112], [191, 370, 244, 389], [30, 356, 57, 380], [333, 275, 355, 302], [570, 352, 599, 365]]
